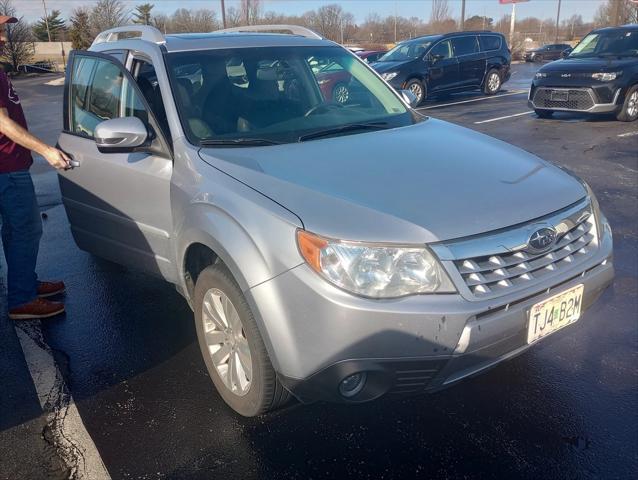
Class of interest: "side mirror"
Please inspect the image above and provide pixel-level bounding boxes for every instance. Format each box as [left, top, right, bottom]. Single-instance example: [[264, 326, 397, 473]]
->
[[561, 48, 572, 59], [400, 89, 419, 108], [94, 117, 149, 153]]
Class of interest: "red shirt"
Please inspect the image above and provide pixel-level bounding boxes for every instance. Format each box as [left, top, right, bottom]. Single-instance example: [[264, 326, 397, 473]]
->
[[0, 72, 33, 173]]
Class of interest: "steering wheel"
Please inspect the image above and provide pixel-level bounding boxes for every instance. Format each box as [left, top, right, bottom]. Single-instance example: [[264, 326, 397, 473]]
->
[[304, 102, 345, 117]]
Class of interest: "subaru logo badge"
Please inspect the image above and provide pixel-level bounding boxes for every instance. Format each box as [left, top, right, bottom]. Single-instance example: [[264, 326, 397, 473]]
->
[[527, 227, 557, 253]]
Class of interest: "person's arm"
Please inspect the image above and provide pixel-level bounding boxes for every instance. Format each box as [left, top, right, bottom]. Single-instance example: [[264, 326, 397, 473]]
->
[[0, 107, 70, 169]]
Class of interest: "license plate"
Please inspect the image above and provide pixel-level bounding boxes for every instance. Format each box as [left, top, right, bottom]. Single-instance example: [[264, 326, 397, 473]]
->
[[527, 285, 584, 344], [550, 90, 569, 101]]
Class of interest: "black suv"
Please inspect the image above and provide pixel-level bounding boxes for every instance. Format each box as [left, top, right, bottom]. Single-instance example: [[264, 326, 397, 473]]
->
[[372, 31, 511, 105], [529, 24, 638, 122], [524, 43, 572, 62]]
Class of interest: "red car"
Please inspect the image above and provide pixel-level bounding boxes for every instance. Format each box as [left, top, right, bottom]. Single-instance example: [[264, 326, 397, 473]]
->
[[355, 50, 388, 63], [315, 61, 353, 104]]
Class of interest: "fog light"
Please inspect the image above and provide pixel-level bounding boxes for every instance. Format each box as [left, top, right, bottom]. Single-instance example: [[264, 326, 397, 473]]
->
[[339, 372, 367, 398]]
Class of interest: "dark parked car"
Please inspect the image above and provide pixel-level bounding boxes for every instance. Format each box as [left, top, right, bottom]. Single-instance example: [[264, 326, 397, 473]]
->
[[356, 50, 387, 63], [372, 31, 511, 105], [529, 24, 638, 122], [525, 43, 572, 62]]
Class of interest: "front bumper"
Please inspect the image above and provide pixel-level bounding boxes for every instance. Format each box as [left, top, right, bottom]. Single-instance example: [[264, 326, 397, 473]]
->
[[529, 81, 623, 113], [247, 224, 613, 404]]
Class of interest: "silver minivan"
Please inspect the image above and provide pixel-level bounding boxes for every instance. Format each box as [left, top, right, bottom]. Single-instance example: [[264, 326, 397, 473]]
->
[[58, 25, 614, 416]]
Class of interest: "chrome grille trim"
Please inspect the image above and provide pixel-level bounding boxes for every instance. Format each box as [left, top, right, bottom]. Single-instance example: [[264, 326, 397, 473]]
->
[[432, 198, 599, 300]]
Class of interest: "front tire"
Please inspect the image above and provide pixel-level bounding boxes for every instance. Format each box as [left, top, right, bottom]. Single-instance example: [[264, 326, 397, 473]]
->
[[483, 69, 502, 95], [616, 85, 638, 122], [535, 109, 554, 118], [534, 54, 543, 63], [405, 78, 426, 106], [194, 263, 290, 416]]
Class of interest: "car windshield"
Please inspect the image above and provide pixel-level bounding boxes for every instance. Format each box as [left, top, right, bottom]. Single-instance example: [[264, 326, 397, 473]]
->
[[377, 39, 435, 62], [166, 46, 414, 145], [569, 30, 638, 58]]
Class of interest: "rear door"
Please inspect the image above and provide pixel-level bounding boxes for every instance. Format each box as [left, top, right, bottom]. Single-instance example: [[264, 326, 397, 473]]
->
[[57, 50, 176, 280], [451, 35, 485, 88], [427, 40, 459, 92]]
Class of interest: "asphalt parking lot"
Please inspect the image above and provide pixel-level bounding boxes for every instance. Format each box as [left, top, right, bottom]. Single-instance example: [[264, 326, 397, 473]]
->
[[1, 62, 637, 480]]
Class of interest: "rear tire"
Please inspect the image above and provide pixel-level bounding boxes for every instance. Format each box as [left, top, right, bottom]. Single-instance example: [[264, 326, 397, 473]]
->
[[616, 84, 638, 122], [535, 109, 554, 119], [194, 263, 291, 416], [483, 69, 502, 95]]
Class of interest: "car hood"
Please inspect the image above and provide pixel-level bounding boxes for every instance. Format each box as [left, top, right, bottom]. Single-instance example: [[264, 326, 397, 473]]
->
[[198, 119, 586, 244], [371, 59, 414, 73], [539, 56, 637, 72]]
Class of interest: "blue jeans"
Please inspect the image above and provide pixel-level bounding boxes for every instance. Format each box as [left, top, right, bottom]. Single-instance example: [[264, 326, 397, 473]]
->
[[0, 170, 42, 308]]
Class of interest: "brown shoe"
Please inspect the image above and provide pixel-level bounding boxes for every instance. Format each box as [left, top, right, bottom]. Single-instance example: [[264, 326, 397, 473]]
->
[[37, 281, 66, 298], [9, 298, 65, 320]]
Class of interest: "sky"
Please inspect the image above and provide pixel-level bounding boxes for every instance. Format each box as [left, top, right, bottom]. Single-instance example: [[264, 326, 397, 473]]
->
[[17, 0, 604, 24]]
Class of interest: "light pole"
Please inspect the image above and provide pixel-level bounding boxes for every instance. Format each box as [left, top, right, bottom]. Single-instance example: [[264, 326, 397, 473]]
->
[[555, 0, 562, 42], [220, 0, 227, 28], [461, 0, 466, 31], [41, 0, 52, 42]]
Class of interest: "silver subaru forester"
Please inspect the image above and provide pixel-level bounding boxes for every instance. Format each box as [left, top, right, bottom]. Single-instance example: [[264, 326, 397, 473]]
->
[[58, 25, 614, 416]]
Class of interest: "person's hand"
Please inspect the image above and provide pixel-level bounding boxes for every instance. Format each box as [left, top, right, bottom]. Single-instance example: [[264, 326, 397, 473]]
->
[[42, 146, 71, 170]]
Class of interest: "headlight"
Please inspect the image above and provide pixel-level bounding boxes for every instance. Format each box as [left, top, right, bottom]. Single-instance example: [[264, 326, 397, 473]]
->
[[535, 72, 547, 79], [592, 72, 621, 81], [381, 72, 398, 81], [296, 230, 455, 298]]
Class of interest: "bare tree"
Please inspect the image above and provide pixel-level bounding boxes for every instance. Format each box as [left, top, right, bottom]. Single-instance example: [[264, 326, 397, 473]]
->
[[225, 6, 243, 27], [240, 0, 262, 25], [90, 0, 128, 36], [0, 0, 34, 72], [169, 9, 219, 33], [594, 0, 638, 26], [430, 0, 452, 24], [304, 4, 354, 43]]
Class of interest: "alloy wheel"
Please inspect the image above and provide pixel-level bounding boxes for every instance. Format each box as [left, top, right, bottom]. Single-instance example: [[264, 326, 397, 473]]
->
[[409, 82, 423, 103], [627, 91, 638, 119], [201, 288, 252, 396], [488, 73, 501, 93], [333, 84, 349, 104]]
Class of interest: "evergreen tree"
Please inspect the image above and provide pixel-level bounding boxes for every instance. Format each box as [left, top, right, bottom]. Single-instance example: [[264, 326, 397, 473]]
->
[[32, 9, 67, 42], [69, 8, 93, 50], [133, 3, 154, 25]]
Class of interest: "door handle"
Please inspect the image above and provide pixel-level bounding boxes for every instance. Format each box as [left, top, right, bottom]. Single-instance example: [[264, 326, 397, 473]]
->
[[55, 144, 80, 169]]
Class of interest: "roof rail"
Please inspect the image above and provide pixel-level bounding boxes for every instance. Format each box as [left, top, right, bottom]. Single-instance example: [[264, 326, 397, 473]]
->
[[92, 25, 166, 47], [216, 24, 323, 40]]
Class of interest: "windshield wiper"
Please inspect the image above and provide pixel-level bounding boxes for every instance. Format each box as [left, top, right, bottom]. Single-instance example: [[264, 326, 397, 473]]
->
[[199, 138, 282, 147], [298, 122, 390, 142]]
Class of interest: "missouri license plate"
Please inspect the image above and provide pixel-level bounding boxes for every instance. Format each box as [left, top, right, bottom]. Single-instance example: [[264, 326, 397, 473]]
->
[[550, 90, 569, 101], [527, 285, 584, 344]]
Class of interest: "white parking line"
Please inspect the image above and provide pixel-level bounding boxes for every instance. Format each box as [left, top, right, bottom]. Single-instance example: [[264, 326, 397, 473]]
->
[[15, 322, 111, 479], [45, 77, 65, 86], [418, 90, 527, 110], [618, 131, 638, 138], [474, 111, 534, 124]]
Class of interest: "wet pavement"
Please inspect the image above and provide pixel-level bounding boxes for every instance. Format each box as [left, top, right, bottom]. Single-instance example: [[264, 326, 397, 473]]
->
[[1, 64, 637, 479]]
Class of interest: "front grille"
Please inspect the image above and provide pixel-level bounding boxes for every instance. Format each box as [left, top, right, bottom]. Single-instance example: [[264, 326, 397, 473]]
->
[[450, 205, 598, 298], [532, 88, 595, 111]]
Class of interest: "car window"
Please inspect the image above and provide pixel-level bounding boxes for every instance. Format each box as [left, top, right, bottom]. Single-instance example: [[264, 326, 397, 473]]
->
[[378, 39, 435, 62], [430, 40, 453, 60], [70, 55, 150, 138], [570, 30, 638, 57], [133, 59, 170, 139], [166, 46, 412, 145], [451, 36, 479, 56], [479, 36, 501, 52]]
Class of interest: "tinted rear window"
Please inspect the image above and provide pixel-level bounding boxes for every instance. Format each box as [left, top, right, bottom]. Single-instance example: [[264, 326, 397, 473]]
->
[[452, 36, 479, 56], [480, 35, 502, 52]]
